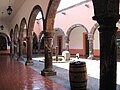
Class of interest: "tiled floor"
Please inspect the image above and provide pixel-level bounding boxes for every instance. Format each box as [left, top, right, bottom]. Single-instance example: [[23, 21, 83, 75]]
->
[[1, 54, 120, 90], [31, 55, 120, 90], [0, 55, 67, 90]]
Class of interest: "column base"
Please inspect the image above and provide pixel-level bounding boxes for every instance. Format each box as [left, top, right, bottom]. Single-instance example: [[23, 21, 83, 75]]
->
[[25, 60, 34, 66], [13, 54, 18, 58], [17, 56, 24, 61], [87, 55, 94, 60], [10, 54, 14, 58], [41, 69, 56, 76]]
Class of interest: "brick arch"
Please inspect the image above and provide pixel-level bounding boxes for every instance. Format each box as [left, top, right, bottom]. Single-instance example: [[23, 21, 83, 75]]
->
[[66, 24, 88, 43], [28, 5, 44, 36], [19, 17, 27, 38], [14, 24, 19, 40], [45, 0, 61, 32]]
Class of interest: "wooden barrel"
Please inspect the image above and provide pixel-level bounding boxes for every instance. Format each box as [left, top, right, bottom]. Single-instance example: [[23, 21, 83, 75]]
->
[[69, 61, 87, 90]]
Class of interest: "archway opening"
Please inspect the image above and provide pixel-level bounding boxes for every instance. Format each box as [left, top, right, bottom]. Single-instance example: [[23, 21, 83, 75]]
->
[[0, 36, 7, 50], [33, 11, 43, 54]]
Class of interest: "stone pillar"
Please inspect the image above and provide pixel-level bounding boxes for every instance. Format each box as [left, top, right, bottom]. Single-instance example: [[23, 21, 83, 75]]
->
[[65, 36, 69, 51], [10, 41, 13, 57], [65, 43, 69, 51], [55, 46, 58, 61], [25, 36, 33, 65], [14, 39, 17, 57], [87, 33, 94, 59], [92, 0, 119, 89], [41, 32, 56, 76], [17, 38, 24, 60], [98, 18, 118, 90], [10, 36, 14, 57]]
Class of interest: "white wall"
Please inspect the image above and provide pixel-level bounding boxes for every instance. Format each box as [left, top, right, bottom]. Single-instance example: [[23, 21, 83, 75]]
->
[[69, 26, 86, 49], [54, 1, 97, 34], [0, 21, 10, 36], [93, 29, 100, 49]]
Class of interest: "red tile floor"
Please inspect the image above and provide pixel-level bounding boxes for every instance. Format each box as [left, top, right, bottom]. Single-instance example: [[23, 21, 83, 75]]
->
[[0, 55, 67, 90]]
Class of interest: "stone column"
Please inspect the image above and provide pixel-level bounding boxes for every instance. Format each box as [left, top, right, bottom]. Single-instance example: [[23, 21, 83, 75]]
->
[[10, 36, 14, 57], [14, 39, 17, 57], [87, 33, 94, 59], [65, 36, 69, 51], [17, 38, 24, 60], [10, 41, 13, 57], [41, 32, 56, 76], [55, 46, 58, 61], [25, 36, 33, 65], [98, 18, 118, 90], [92, 0, 119, 89]]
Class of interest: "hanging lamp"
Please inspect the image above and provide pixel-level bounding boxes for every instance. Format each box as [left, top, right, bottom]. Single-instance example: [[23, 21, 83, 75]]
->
[[7, 0, 13, 15]]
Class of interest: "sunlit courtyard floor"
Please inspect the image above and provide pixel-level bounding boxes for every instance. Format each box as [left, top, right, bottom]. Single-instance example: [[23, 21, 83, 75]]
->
[[22, 55, 120, 90]]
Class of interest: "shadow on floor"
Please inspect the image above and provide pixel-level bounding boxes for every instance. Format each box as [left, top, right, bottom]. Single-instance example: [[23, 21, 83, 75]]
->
[[19, 59, 120, 90]]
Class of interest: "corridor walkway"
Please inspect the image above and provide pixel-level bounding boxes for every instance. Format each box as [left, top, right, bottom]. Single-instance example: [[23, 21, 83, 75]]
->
[[31, 55, 120, 90], [0, 55, 67, 90]]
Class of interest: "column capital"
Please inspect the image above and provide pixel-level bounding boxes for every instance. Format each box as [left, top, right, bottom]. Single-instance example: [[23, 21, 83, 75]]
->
[[88, 33, 94, 40], [44, 31, 54, 38], [93, 15, 120, 26], [18, 37, 24, 41], [93, 16, 119, 32], [26, 36, 34, 39]]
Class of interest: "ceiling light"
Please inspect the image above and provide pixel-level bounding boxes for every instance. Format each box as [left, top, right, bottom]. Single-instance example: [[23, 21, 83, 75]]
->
[[7, 0, 13, 15], [0, 12, 4, 30], [0, 25, 4, 30]]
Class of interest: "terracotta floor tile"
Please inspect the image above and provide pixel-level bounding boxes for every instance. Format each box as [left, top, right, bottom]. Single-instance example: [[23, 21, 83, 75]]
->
[[0, 55, 67, 90]]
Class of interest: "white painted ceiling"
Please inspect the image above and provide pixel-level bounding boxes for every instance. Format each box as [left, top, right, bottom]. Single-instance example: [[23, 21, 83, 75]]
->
[[0, 0, 25, 23]]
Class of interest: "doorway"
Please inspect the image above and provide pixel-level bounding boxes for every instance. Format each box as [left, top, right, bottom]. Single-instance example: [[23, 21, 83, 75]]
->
[[0, 36, 7, 50], [57, 36, 62, 55]]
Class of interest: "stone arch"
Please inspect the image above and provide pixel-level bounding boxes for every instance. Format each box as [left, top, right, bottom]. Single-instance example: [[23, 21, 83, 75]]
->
[[14, 24, 19, 55], [0, 32, 10, 50], [28, 5, 44, 36], [66, 24, 89, 56], [0, 32, 10, 46], [90, 23, 99, 34], [0, 36, 7, 50], [54, 28, 65, 35], [89, 23, 100, 58], [45, 0, 61, 32], [18, 17, 28, 58], [20, 17, 27, 38], [53, 28, 66, 54], [66, 24, 88, 43], [14, 24, 19, 40]]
